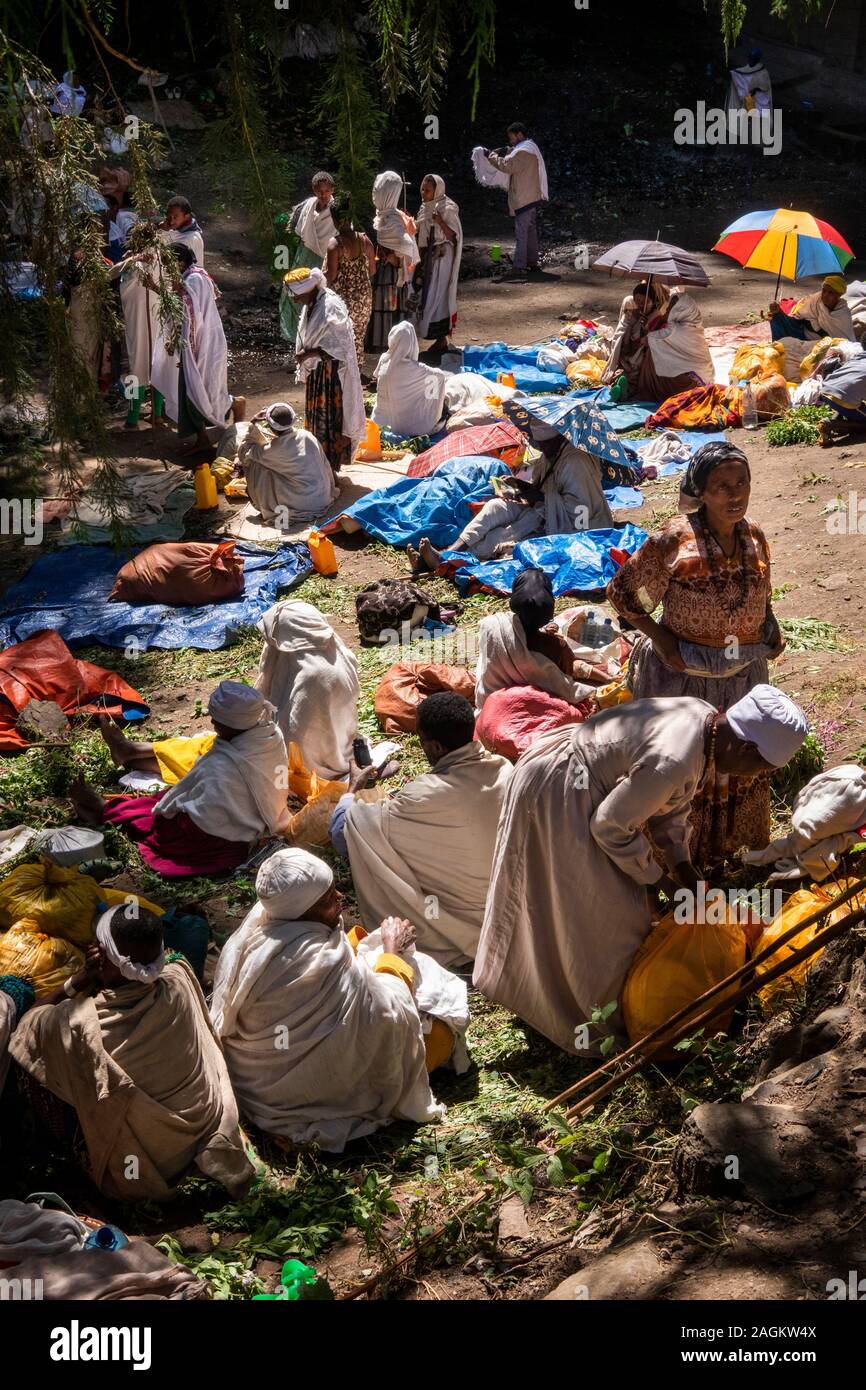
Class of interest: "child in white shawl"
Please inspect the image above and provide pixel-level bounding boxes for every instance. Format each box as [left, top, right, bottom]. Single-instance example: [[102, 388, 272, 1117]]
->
[[278, 171, 336, 342], [372, 321, 448, 438], [414, 174, 463, 349], [254, 599, 360, 780]]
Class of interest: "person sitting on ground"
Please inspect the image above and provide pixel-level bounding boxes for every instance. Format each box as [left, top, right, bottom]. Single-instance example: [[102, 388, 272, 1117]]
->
[[601, 280, 671, 399], [160, 193, 205, 267], [150, 244, 244, 458], [474, 684, 808, 1054], [284, 266, 366, 474], [237, 402, 338, 527], [330, 693, 512, 967], [254, 599, 360, 781], [210, 848, 468, 1153], [816, 346, 866, 443], [10, 904, 254, 1200], [475, 567, 589, 710], [408, 418, 613, 571], [768, 275, 856, 375], [372, 320, 449, 439], [637, 288, 715, 401], [77, 681, 290, 878]]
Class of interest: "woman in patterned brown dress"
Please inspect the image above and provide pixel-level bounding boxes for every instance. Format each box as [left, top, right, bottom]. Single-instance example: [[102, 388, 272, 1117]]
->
[[326, 198, 375, 380], [606, 441, 786, 869]]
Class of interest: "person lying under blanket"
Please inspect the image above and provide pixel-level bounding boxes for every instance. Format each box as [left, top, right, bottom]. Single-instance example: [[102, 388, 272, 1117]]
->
[[330, 693, 512, 968], [73, 681, 290, 878], [9, 904, 255, 1201], [407, 417, 613, 571], [210, 848, 469, 1154]]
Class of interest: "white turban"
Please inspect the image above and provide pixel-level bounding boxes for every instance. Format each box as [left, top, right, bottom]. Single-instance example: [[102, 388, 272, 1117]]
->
[[208, 680, 273, 731], [256, 848, 334, 921], [96, 907, 165, 984], [726, 683, 808, 768], [265, 402, 296, 433], [283, 266, 326, 297]]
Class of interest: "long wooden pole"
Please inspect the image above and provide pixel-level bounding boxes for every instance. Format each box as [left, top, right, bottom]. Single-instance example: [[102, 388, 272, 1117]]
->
[[564, 901, 866, 1122], [543, 874, 866, 1114]]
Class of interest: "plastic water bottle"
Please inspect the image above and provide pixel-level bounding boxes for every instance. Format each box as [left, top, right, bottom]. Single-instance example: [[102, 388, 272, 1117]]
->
[[742, 379, 758, 430], [580, 611, 614, 649]]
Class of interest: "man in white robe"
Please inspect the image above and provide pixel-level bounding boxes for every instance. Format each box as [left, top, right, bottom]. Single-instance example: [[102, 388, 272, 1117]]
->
[[238, 402, 338, 527], [108, 243, 169, 429], [210, 848, 467, 1153], [331, 693, 512, 967], [474, 687, 808, 1053]]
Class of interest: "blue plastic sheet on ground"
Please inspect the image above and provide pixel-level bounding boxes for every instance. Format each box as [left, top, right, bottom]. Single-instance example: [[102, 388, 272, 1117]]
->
[[0, 541, 313, 651], [630, 429, 728, 476], [604, 485, 644, 509], [442, 523, 648, 596], [328, 455, 509, 548], [461, 343, 569, 392], [567, 386, 659, 431]]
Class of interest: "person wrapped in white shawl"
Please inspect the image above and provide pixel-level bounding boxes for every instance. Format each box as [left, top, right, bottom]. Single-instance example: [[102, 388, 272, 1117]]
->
[[743, 764, 866, 881], [150, 248, 232, 449], [476, 568, 590, 710], [278, 171, 336, 342], [645, 291, 714, 390], [372, 170, 419, 287], [285, 266, 366, 472], [770, 274, 857, 374], [210, 848, 466, 1153], [372, 321, 448, 438], [413, 174, 463, 346], [254, 598, 360, 781], [238, 402, 337, 527]]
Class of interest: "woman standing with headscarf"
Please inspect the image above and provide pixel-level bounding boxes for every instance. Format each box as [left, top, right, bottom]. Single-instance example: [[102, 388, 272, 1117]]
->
[[414, 174, 463, 352], [255, 599, 360, 781], [366, 170, 419, 353], [606, 441, 785, 867], [278, 171, 336, 343], [284, 265, 366, 473], [237, 402, 337, 526]]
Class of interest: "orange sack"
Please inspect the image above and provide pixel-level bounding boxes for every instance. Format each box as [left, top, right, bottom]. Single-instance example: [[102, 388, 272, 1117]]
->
[[0, 629, 149, 751], [374, 661, 475, 734], [109, 541, 245, 606]]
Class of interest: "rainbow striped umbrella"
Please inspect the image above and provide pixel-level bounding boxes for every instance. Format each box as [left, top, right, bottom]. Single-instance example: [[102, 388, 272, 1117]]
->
[[713, 208, 854, 296]]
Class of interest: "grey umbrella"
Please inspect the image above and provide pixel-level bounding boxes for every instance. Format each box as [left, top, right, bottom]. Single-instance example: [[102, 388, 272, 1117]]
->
[[592, 238, 711, 287]]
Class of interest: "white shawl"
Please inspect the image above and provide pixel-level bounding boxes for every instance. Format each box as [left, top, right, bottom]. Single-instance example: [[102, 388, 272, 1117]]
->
[[791, 289, 856, 342], [372, 321, 447, 437], [292, 196, 336, 257], [254, 600, 360, 780], [415, 176, 463, 338], [151, 267, 231, 427], [238, 424, 338, 525], [343, 741, 513, 967], [648, 292, 715, 383], [475, 611, 587, 710], [743, 764, 866, 881], [471, 142, 548, 199], [295, 288, 366, 444], [209, 910, 442, 1152], [372, 171, 419, 285], [156, 721, 291, 842]]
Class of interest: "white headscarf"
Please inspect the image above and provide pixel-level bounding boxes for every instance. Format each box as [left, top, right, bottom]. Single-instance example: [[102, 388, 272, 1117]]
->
[[265, 402, 296, 433], [372, 321, 447, 437], [96, 907, 165, 984], [415, 176, 461, 247], [284, 266, 327, 297], [208, 680, 273, 731], [257, 847, 334, 922], [726, 683, 808, 767], [372, 171, 419, 280]]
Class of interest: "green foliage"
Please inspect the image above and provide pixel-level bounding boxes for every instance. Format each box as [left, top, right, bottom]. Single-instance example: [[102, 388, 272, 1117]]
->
[[778, 616, 848, 652], [766, 404, 833, 447], [314, 29, 387, 223]]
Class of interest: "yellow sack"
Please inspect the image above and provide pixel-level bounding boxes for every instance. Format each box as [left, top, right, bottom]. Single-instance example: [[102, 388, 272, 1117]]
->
[[755, 881, 862, 1011], [0, 920, 84, 997], [210, 457, 235, 493], [0, 859, 162, 945], [594, 680, 632, 711], [622, 909, 748, 1057], [287, 742, 347, 805], [729, 343, 786, 385], [152, 732, 216, 785], [566, 355, 607, 387], [799, 336, 845, 380]]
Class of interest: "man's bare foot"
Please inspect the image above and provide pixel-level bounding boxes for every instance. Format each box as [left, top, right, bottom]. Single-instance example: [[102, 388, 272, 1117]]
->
[[418, 537, 443, 571], [406, 542, 423, 575], [69, 775, 105, 826]]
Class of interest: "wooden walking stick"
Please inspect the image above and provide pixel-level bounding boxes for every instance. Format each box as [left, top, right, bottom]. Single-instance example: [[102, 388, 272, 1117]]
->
[[565, 900, 866, 1122], [543, 874, 866, 1115]]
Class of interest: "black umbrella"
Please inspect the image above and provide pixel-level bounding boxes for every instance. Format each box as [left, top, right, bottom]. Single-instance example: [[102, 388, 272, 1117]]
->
[[592, 238, 711, 287]]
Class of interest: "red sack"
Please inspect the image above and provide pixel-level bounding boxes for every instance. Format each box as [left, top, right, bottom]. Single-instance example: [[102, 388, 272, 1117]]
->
[[0, 630, 149, 751], [109, 541, 245, 606], [374, 661, 475, 734], [475, 685, 588, 762]]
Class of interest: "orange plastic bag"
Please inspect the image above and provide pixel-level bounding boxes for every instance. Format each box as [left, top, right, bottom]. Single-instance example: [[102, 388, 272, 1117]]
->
[[622, 909, 748, 1057], [0, 920, 84, 997], [109, 541, 245, 606], [374, 662, 475, 734], [754, 881, 861, 1012]]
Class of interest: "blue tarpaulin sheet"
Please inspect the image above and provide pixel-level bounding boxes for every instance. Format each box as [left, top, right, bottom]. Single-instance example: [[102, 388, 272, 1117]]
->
[[461, 343, 569, 392], [605, 485, 644, 509], [0, 541, 313, 651], [567, 387, 659, 432], [632, 429, 729, 476], [328, 456, 509, 548], [442, 523, 648, 596]]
